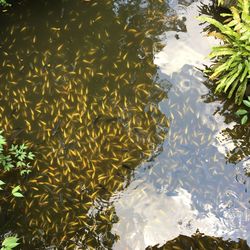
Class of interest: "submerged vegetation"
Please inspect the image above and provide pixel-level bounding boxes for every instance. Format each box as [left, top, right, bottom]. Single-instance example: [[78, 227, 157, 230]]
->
[[199, 0, 250, 105]]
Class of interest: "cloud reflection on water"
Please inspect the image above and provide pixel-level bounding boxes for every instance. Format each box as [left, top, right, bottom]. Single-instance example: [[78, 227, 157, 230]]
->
[[112, 181, 233, 249], [112, 0, 249, 248]]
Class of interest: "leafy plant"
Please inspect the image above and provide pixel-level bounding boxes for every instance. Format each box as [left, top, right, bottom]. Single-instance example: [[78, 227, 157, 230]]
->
[[11, 186, 24, 198], [1, 236, 19, 250], [0, 130, 35, 250], [0, 130, 34, 197], [0, 130, 34, 249], [236, 96, 250, 124], [0, 130, 34, 175], [198, 0, 250, 105]]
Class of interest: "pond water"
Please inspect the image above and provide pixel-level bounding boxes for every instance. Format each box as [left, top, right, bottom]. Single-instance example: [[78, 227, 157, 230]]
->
[[0, 0, 249, 249]]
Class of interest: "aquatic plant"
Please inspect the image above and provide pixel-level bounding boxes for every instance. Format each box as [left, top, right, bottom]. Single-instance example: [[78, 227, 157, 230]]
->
[[198, 0, 250, 105], [0, 130, 34, 175], [0, 130, 33, 248], [1, 236, 19, 250], [0, 130, 34, 198], [236, 96, 250, 124]]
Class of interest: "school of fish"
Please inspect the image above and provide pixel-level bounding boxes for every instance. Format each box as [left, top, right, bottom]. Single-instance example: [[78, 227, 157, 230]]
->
[[0, 0, 170, 248]]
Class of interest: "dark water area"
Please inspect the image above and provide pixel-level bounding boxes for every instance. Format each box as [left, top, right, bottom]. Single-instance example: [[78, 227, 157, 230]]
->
[[0, 0, 249, 249]]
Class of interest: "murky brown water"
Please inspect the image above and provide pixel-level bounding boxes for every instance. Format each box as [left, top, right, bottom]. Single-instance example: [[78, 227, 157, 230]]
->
[[0, 0, 249, 249]]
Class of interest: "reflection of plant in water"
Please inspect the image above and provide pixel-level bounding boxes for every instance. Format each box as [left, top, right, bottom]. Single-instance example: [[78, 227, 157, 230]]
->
[[146, 231, 249, 249], [198, 0, 250, 105], [223, 125, 250, 164], [202, 79, 250, 166], [236, 96, 250, 124]]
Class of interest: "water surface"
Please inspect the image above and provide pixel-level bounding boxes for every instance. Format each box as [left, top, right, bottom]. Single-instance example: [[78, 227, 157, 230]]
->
[[0, 0, 249, 249]]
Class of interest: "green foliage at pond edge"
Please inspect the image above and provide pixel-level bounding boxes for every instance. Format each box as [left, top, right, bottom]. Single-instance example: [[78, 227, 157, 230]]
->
[[0, 130, 34, 249], [198, 0, 250, 105], [1, 236, 19, 250], [236, 96, 250, 124]]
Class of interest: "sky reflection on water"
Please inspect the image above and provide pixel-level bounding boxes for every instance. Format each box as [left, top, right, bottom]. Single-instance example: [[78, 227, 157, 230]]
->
[[112, 0, 250, 248]]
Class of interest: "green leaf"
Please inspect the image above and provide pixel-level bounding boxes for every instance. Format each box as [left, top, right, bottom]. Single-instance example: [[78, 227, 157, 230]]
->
[[208, 47, 235, 58], [234, 23, 244, 32], [12, 186, 24, 198], [220, 13, 233, 17], [12, 192, 24, 198], [215, 65, 238, 93], [226, 54, 240, 71], [11, 185, 21, 194], [243, 100, 250, 107], [245, 46, 250, 52], [227, 19, 239, 27], [209, 50, 235, 58], [27, 152, 35, 160], [20, 169, 31, 176], [230, 6, 240, 22], [228, 76, 240, 98], [9, 144, 18, 152], [0, 135, 6, 146], [242, 0, 250, 22], [1, 236, 20, 249], [236, 109, 248, 115], [197, 16, 227, 33], [210, 62, 229, 79], [0, 180, 4, 190], [235, 78, 247, 104], [239, 34, 249, 40], [224, 30, 240, 39], [240, 64, 249, 82], [17, 161, 22, 167], [224, 65, 243, 92], [241, 114, 248, 124]]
